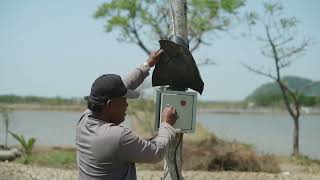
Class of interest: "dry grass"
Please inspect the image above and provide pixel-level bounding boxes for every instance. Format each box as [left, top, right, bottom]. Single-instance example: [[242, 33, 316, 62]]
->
[[183, 136, 279, 173], [136, 123, 280, 173]]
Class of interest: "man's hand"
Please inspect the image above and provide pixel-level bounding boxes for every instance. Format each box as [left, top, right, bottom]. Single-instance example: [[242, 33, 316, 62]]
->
[[147, 49, 164, 67], [161, 106, 178, 126]]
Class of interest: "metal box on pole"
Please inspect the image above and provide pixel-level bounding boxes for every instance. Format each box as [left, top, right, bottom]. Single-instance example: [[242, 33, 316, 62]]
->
[[154, 89, 197, 133]]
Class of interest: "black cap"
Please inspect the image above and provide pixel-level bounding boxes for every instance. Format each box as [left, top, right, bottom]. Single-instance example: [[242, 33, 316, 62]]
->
[[85, 74, 139, 105]]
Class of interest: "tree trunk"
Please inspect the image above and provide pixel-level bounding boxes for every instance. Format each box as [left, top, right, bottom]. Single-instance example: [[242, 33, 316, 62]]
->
[[5, 118, 9, 149], [162, 0, 188, 180], [170, 0, 188, 42], [292, 117, 300, 156], [278, 84, 300, 156]]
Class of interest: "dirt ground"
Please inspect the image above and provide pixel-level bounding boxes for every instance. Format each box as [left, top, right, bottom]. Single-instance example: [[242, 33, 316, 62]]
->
[[0, 161, 319, 180]]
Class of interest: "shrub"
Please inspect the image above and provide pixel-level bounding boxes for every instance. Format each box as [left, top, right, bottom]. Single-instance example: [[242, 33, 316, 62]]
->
[[9, 132, 36, 164]]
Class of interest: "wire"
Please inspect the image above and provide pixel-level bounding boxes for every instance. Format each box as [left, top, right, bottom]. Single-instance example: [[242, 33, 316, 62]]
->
[[174, 133, 182, 180], [147, 132, 158, 141]]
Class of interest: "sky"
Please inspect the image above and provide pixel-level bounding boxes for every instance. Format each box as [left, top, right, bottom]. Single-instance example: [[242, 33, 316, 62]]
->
[[1, 0, 319, 101]]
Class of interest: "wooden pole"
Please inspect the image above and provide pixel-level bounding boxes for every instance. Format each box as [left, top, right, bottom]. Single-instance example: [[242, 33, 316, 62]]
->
[[162, 1, 188, 180]]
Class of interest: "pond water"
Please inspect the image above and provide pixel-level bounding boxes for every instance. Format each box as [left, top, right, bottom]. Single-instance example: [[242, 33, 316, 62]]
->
[[0, 110, 319, 159]]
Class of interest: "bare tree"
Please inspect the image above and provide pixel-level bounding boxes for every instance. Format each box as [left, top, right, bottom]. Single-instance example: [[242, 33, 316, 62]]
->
[[242, 1, 315, 156]]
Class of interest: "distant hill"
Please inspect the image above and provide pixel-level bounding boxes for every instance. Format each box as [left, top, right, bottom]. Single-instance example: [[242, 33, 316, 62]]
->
[[246, 76, 320, 106]]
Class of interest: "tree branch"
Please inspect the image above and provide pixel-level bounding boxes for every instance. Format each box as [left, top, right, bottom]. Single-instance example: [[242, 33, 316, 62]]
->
[[147, 12, 167, 40], [261, 48, 274, 58], [278, 40, 309, 60], [265, 25, 300, 118], [197, 58, 217, 66], [131, 19, 150, 55], [131, 29, 150, 55], [265, 25, 283, 82], [241, 62, 277, 80], [278, 60, 292, 69], [277, 80, 300, 118], [190, 38, 202, 52], [275, 37, 294, 47]]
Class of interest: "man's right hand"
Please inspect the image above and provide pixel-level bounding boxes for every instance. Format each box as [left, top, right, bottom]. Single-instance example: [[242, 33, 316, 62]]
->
[[147, 49, 164, 67], [161, 106, 178, 126]]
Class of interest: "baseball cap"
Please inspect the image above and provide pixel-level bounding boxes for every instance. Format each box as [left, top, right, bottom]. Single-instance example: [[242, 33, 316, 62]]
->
[[85, 74, 139, 105]]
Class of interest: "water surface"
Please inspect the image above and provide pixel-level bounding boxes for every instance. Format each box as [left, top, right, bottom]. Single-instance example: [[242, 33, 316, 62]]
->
[[0, 111, 319, 159]]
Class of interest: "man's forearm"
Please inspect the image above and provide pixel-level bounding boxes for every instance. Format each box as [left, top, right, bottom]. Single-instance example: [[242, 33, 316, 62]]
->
[[122, 64, 150, 90]]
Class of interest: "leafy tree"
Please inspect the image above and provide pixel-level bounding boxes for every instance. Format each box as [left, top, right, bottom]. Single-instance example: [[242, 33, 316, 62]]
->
[[243, 1, 317, 156], [94, 0, 245, 56], [94, 0, 246, 142]]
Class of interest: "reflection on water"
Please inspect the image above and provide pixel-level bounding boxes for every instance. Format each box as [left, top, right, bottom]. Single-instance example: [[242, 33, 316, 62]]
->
[[0, 111, 319, 159]]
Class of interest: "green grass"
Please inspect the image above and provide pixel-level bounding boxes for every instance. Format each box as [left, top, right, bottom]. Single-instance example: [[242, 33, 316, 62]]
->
[[15, 148, 76, 169]]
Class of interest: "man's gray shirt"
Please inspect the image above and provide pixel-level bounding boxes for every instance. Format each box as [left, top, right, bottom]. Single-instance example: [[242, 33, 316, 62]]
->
[[76, 65, 176, 180]]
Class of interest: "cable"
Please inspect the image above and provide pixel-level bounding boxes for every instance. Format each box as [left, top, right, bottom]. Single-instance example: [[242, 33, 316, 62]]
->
[[173, 133, 182, 180], [147, 132, 158, 141]]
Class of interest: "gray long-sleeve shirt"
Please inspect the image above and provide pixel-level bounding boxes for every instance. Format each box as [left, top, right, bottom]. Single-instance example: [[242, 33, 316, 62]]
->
[[76, 64, 176, 180]]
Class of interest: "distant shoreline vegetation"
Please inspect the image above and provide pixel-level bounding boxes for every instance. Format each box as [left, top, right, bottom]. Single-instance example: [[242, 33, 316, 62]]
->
[[0, 95, 86, 112], [0, 94, 319, 113], [0, 95, 85, 106]]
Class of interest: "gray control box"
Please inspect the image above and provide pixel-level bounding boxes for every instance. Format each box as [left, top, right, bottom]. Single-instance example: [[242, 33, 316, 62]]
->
[[154, 89, 197, 133]]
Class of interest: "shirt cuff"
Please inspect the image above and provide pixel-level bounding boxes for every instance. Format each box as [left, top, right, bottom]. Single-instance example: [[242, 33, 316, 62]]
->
[[161, 122, 176, 133], [138, 63, 150, 73]]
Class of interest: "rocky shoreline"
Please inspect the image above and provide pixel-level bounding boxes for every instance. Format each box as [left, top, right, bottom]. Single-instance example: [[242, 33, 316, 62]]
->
[[0, 162, 319, 180]]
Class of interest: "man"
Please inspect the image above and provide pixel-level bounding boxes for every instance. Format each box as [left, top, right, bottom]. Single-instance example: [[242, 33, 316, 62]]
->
[[76, 49, 178, 180]]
